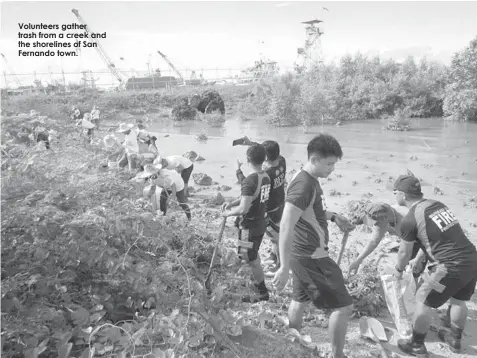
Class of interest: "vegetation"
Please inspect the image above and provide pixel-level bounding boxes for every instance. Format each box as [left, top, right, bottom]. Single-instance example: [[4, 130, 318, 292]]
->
[[443, 36, 477, 121], [1, 110, 389, 357], [238, 55, 447, 127], [3, 36, 477, 130]]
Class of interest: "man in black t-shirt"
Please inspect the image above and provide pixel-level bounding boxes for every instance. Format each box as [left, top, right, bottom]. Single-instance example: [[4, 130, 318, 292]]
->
[[392, 175, 477, 356], [222, 144, 271, 303], [236, 140, 286, 270]]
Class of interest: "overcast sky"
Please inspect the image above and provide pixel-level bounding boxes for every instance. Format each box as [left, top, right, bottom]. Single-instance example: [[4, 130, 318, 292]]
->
[[1, 1, 477, 87]]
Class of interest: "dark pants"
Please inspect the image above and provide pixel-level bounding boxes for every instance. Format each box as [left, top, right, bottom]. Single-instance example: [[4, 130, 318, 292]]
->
[[181, 164, 194, 184], [159, 189, 191, 220]]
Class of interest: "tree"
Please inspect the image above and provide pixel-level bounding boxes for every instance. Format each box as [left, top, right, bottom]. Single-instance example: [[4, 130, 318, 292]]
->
[[443, 36, 477, 121]]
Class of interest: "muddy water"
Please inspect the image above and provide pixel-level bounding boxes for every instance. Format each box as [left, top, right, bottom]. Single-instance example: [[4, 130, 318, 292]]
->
[[148, 116, 477, 236]]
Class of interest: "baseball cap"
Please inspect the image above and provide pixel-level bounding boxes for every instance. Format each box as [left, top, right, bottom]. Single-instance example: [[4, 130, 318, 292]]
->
[[364, 202, 393, 226], [393, 175, 422, 195]]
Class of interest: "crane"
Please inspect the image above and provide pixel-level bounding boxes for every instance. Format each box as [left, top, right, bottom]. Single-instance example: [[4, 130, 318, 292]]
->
[[1, 53, 22, 87], [157, 50, 185, 85], [71, 8, 126, 87]]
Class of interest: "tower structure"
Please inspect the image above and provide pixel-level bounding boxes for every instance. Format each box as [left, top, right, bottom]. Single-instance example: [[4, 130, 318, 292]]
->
[[295, 19, 324, 73]]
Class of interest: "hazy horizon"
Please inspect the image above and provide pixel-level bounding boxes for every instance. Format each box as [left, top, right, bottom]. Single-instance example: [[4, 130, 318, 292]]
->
[[1, 1, 476, 88]]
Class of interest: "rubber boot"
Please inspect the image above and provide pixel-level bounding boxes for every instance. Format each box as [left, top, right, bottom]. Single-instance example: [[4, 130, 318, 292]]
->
[[438, 324, 463, 353], [441, 305, 451, 328], [397, 331, 429, 357], [242, 281, 269, 303]]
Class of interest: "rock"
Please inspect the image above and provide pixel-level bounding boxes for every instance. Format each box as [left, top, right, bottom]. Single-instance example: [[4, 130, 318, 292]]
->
[[193, 173, 213, 186], [210, 192, 225, 206], [183, 151, 198, 161], [220, 185, 232, 192], [190, 89, 225, 115]]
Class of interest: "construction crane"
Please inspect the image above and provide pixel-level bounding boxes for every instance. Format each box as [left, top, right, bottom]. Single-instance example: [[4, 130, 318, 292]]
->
[[157, 50, 185, 85], [1, 53, 22, 87], [71, 8, 126, 87]]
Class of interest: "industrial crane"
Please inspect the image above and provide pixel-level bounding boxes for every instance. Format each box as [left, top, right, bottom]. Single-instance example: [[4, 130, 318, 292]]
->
[[157, 50, 186, 85], [1, 53, 22, 87], [71, 8, 127, 87]]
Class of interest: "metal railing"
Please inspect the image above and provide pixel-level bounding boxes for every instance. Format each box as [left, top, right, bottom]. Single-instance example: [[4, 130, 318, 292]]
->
[[1, 67, 292, 91]]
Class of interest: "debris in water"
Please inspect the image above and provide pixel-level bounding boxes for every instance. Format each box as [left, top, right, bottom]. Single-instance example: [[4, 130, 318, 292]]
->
[[433, 187, 444, 196], [193, 173, 213, 186]]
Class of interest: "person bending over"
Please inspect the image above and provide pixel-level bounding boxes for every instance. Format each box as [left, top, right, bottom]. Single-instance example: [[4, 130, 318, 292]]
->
[[155, 155, 194, 198], [349, 201, 427, 283], [392, 175, 477, 357]]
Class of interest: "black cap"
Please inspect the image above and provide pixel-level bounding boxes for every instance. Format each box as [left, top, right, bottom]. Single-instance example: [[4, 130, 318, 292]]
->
[[394, 175, 422, 195]]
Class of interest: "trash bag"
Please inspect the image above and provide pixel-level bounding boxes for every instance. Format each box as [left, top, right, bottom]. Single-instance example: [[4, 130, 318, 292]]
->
[[381, 268, 416, 339]]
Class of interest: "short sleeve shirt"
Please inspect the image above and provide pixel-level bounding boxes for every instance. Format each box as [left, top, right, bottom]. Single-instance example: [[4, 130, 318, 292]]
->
[[156, 169, 185, 192], [165, 155, 193, 170], [400, 199, 477, 273], [264, 155, 287, 219], [240, 171, 271, 232], [286, 170, 328, 259]]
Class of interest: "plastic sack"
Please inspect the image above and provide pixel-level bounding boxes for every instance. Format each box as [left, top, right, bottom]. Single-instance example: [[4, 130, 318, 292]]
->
[[381, 268, 416, 339], [81, 118, 95, 129], [151, 186, 166, 213]]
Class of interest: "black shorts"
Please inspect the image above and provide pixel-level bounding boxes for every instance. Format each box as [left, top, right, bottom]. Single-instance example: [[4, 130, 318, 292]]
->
[[181, 164, 194, 184], [265, 206, 283, 243], [291, 256, 353, 309], [237, 227, 264, 262], [416, 264, 477, 308]]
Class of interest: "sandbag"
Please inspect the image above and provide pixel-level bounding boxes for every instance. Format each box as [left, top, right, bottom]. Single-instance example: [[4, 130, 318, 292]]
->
[[381, 268, 416, 339]]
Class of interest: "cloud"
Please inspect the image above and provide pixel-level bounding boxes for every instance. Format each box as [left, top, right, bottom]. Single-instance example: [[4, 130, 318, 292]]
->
[[275, 3, 292, 8]]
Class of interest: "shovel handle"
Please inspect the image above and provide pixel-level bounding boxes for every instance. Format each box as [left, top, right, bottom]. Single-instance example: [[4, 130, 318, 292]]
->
[[336, 230, 350, 266], [204, 217, 227, 293]]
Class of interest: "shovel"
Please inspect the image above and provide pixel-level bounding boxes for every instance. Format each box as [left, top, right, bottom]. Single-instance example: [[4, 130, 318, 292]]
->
[[336, 230, 350, 267], [204, 217, 227, 296], [359, 317, 389, 358]]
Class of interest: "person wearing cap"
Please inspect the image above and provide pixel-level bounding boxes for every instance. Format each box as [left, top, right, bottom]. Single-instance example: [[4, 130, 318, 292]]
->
[[348, 201, 428, 281], [136, 164, 191, 221], [154, 155, 194, 198], [392, 175, 477, 356], [116, 123, 140, 172], [91, 105, 100, 129], [154, 166, 192, 221], [75, 112, 96, 144]]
